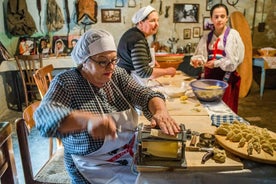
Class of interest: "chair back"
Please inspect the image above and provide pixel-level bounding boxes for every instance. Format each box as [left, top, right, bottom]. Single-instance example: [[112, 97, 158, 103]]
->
[[15, 54, 43, 108], [16, 101, 69, 184], [33, 64, 54, 98]]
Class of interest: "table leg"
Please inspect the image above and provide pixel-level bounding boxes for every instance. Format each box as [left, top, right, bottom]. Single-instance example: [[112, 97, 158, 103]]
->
[[260, 67, 266, 99]]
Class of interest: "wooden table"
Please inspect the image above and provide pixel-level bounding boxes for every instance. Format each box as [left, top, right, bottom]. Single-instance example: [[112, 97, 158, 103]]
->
[[0, 122, 18, 184], [253, 56, 276, 99], [136, 72, 276, 183]]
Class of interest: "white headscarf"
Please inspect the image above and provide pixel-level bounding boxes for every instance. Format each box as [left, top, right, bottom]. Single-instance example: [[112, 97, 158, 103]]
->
[[71, 29, 117, 65], [132, 5, 156, 24]]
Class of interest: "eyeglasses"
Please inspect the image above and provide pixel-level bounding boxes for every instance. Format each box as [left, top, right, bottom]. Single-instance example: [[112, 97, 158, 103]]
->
[[88, 56, 119, 68]]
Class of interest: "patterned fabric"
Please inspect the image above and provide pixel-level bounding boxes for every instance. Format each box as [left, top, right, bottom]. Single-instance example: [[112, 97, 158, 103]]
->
[[211, 114, 249, 127], [117, 27, 153, 78], [34, 66, 164, 183]]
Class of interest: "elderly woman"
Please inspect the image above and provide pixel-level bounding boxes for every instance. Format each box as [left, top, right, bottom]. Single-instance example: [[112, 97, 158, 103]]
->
[[117, 5, 176, 86], [34, 29, 180, 184]]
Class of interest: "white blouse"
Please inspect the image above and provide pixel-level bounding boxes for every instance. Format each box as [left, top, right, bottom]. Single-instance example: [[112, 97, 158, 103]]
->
[[191, 29, 245, 72]]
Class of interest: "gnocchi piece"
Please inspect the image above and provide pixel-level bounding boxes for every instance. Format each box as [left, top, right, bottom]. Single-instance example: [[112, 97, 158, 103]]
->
[[212, 148, 226, 163], [262, 143, 274, 156], [238, 137, 246, 148], [247, 142, 254, 155], [216, 127, 229, 136]]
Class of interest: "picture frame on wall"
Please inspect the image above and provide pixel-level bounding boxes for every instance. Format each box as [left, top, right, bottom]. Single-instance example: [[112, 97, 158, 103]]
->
[[38, 36, 51, 57], [203, 17, 214, 30], [67, 35, 81, 55], [101, 9, 121, 23], [52, 36, 68, 57], [17, 37, 36, 55], [193, 27, 200, 38], [173, 3, 199, 23], [183, 29, 191, 39], [206, 0, 223, 11]]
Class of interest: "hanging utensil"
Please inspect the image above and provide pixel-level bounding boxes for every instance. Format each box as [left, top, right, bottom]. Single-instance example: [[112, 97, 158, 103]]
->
[[36, 0, 43, 33], [128, 0, 136, 7], [251, 0, 257, 40], [64, 0, 70, 36], [115, 0, 124, 7], [159, 0, 163, 15], [165, 6, 170, 18], [258, 0, 266, 32]]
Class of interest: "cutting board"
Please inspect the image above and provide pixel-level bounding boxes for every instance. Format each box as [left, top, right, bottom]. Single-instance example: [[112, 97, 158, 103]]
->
[[166, 97, 209, 116], [215, 127, 276, 165], [230, 11, 253, 98], [137, 116, 243, 171]]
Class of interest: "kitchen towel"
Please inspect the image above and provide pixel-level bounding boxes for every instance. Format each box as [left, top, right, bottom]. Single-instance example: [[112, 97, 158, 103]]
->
[[211, 114, 249, 127]]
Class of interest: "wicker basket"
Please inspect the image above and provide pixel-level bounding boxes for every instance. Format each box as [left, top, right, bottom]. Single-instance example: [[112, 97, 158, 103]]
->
[[257, 48, 276, 56], [155, 54, 184, 69]]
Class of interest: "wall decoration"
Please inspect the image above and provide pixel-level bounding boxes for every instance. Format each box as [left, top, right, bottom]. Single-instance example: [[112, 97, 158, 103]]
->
[[17, 37, 36, 55], [206, 0, 222, 11], [173, 3, 199, 23], [38, 36, 51, 57], [52, 36, 68, 57], [115, 0, 124, 7], [183, 29, 191, 39], [203, 17, 214, 30], [128, 0, 136, 7], [101, 9, 121, 23], [193, 27, 201, 38], [67, 35, 81, 55]]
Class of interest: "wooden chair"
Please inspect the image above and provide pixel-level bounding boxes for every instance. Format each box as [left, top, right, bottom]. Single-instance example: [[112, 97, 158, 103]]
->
[[15, 54, 43, 109], [33, 64, 54, 98], [15, 101, 70, 184], [33, 64, 63, 157]]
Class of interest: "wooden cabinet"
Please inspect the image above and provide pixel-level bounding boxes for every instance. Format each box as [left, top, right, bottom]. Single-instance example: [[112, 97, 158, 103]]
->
[[0, 122, 18, 184]]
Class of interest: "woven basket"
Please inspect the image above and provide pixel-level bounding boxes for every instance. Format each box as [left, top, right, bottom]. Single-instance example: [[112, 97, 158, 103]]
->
[[155, 54, 184, 69], [257, 48, 276, 56]]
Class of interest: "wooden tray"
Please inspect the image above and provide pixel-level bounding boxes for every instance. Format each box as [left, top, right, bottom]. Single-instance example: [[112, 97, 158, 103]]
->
[[230, 11, 253, 98], [215, 129, 276, 165]]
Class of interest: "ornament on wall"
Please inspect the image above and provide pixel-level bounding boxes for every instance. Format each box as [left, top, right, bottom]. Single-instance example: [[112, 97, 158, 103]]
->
[[115, 0, 124, 7], [165, 6, 170, 18], [226, 0, 239, 7], [128, 0, 136, 8]]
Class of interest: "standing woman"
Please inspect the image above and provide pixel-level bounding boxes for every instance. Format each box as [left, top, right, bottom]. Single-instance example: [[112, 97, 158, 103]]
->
[[117, 5, 176, 86], [190, 4, 244, 113]]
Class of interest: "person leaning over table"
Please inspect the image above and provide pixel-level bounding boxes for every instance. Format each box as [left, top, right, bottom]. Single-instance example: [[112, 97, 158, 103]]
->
[[117, 5, 176, 86], [34, 29, 180, 184], [190, 3, 244, 113]]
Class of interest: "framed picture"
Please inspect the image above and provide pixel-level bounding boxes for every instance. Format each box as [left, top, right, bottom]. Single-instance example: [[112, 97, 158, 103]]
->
[[17, 37, 36, 55], [67, 35, 81, 55], [203, 17, 214, 30], [183, 29, 191, 39], [173, 3, 199, 23], [193, 27, 201, 38], [206, 0, 223, 11], [38, 36, 51, 56], [101, 9, 121, 23], [52, 36, 68, 56]]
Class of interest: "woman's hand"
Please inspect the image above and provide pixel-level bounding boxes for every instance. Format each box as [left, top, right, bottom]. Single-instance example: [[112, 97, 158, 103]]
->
[[150, 111, 180, 136], [204, 60, 215, 69], [87, 115, 117, 139], [191, 59, 204, 68]]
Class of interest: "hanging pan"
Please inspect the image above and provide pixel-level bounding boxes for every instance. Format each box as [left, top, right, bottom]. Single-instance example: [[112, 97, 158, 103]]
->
[[258, 0, 266, 32]]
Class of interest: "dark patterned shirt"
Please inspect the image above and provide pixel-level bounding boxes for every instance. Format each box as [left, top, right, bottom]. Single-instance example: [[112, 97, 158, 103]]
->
[[34, 66, 164, 183]]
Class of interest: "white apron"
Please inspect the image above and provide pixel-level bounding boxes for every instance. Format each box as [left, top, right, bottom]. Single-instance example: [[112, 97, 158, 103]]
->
[[72, 81, 139, 184]]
